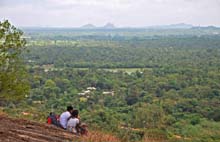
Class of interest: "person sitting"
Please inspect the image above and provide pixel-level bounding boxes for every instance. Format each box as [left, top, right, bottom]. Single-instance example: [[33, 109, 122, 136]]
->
[[59, 106, 73, 129], [67, 110, 88, 136], [67, 110, 80, 134], [47, 112, 60, 127]]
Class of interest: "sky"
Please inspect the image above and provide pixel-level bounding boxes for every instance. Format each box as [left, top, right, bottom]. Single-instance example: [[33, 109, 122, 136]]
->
[[0, 0, 220, 27]]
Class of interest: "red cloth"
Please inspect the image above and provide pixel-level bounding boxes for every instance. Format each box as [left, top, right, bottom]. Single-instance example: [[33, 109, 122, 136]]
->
[[47, 117, 52, 124]]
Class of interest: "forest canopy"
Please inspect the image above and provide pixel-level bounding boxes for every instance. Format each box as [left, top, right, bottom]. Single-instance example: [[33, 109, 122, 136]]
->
[[2, 25, 220, 141]]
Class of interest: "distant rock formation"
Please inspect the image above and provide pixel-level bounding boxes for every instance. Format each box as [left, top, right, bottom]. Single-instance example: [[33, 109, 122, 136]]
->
[[81, 23, 116, 29], [102, 23, 115, 29], [81, 24, 96, 29]]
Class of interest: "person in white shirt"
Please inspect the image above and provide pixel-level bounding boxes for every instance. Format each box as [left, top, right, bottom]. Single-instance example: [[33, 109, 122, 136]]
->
[[59, 106, 73, 129], [67, 109, 80, 134]]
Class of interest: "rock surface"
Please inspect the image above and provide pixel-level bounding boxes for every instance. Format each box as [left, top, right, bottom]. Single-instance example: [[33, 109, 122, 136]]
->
[[0, 115, 77, 142]]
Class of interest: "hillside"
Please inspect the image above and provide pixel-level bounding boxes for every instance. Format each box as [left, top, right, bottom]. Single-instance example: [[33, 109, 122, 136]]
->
[[0, 114, 122, 142], [0, 115, 167, 142], [0, 115, 76, 142]]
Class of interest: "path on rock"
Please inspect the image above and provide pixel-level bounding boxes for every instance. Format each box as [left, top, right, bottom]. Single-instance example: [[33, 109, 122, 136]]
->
[[0, 115, 77, 142]]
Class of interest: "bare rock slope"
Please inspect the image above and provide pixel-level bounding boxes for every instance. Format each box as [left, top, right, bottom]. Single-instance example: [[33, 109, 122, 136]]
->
[[0, 115, 76, 142]]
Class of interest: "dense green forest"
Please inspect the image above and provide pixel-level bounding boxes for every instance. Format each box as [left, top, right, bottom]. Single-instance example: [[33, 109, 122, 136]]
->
[[3, 27, 220, 141]]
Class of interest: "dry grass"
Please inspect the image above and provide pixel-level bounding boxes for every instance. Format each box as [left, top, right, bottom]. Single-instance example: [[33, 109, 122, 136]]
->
[[80, 130, 121, 142], [79, 130, 167, 142], [141, 134, 168, 142], [0, 108, 7, 116]]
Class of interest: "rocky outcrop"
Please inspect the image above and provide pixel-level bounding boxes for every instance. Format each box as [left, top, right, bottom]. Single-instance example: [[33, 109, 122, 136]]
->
[[0, 115, 77, 142]]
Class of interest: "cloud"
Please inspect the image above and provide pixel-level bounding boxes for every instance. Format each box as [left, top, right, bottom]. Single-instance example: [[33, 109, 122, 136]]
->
[[0, 0, 220, 27], [0, 0, 133, 9]]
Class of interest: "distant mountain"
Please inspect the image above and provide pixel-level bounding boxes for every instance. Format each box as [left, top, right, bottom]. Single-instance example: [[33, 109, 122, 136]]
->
[[149, 23, 193, 29], [102, 23, 115, 29], [81, 24, 96, 29], [21, 23, 219, 30], [80, 23, 116, 29], [192, 25, 219, 30], [168, 23, 193, 29]]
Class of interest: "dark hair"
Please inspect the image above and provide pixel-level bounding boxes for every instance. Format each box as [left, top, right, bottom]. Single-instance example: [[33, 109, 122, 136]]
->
[[71, 109, 79, 117], [67, 106, 73, 111]]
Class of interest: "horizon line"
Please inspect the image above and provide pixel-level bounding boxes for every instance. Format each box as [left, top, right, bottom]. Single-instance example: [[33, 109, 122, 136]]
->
[[19, 23, 220, 29]]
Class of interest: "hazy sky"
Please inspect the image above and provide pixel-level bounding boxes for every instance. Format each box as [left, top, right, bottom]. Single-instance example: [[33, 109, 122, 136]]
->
[[0, 0, 220, 27]]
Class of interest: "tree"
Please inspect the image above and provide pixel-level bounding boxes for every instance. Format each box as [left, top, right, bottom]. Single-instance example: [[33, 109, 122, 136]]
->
[[0, 20, 30, 105], [44, 79, 60, 99]]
